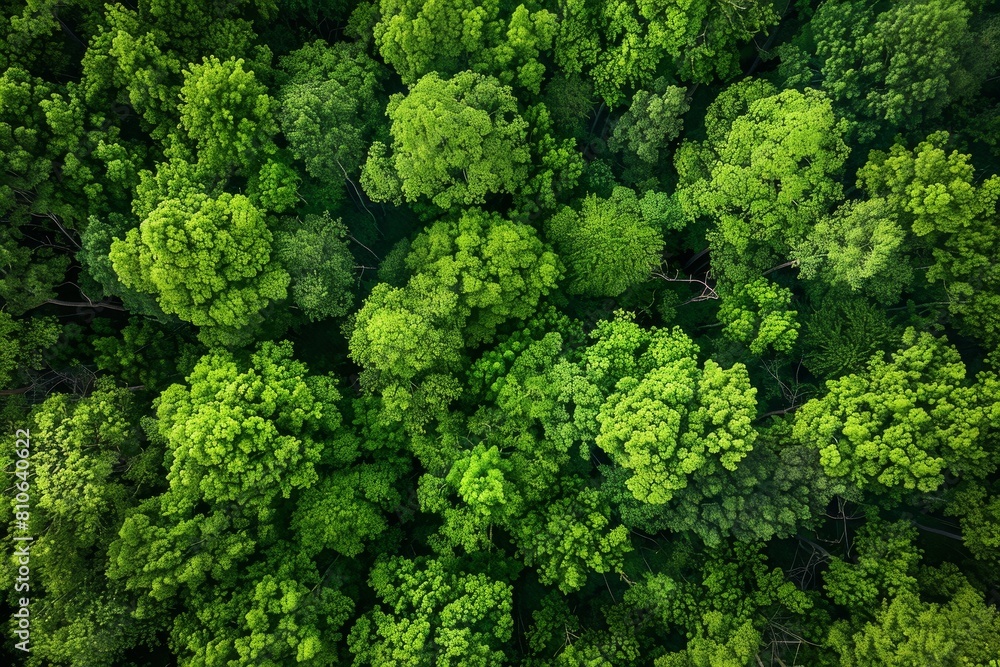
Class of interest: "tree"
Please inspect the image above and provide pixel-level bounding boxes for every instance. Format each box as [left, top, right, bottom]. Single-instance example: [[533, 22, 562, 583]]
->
[[793, 329, 998, 496], [413, 313, 629, 590], [857, 132, 1000, 342], [79, 5, 184, 140], [593, 317, 758, 505], [477, 4, 558, 94], [361, 71, 531, 209], [800, 294, 901, 378], [830, 583, 1000, 666], [545, 187, 665, 297], [823, 520, 922, 613], [569, 0, 778, 106], [4, 380, 162, 666], [153, 341, 341, 508], [604, 419, 844, 547], [109, 191, 290, 343], [809, 0, 985, 137], [167, 544, 356, 666], [277, 40, 384, 208], [275, 212, 356, 322], [621, 543, 813, 667], [348, 556, 513, 666], [795, 198, 913, 304], [177, 55, 277, 176], [349, 279, 465, 390], [374, 0, 503, 84], [702, 79, 778, 146], [405, 209, 561, 343], [350, 209, 560, 422], [279, 80, 363, 192], [717, 278, 800, 356], [514, 486, 631, 594], [0, 311, 59, 390], [688, 87, 850, 281], [0, 66, 78, 314], [293, 463, 403, 558], [373, 0, 557, 93], [517, 101, 585, 213], [106, 341, 353, 664], [944, 481, 1000, 566], [465, 309, 596, 491], [609, 80, 689, 184], [91, 316, 201, 392]]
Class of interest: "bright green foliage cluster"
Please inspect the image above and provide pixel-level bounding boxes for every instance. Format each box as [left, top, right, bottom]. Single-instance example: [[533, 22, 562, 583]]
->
[[796, 198, 913, 303], [793, 329, 997, 496], [154, 341, 340, 505], [838, 585, 1000, 666], [718, 278, 800, 355], [946, 481, 1000, 565], [857, 131, 1000, 341], [6, 1, 1000, 666], [680, 87, 850, 280], [350, 209, 559, 423], [405, 210, 561, 342], [348, 556, 513, 666], [593, 316, 757, 504], [362, 71, 531, 209], [110, 192, 290, 340], [823, 520, 922, 611], [177, 56, 277, 175], [515, 486, 631, 593], [5, 382, 158, 665], [374, 0, 557, 93]]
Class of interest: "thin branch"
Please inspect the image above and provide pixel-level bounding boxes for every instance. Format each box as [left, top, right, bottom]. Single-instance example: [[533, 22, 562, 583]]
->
[[756, 405, 800, 421], [762, 258, 801, 276], [35, 212, 81, 250], [652, 262, 719, 305], [912, 522, 964, 541], [44, 299, 126, 311], [796, 534, 833, 559], [335, 158, 382, 236]]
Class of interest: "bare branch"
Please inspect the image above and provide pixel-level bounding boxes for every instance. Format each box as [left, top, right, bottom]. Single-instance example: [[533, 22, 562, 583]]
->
[[652, 262, 719, 305]]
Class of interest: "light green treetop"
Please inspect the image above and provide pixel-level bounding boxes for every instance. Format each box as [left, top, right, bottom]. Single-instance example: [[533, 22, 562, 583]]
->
[[348, 555, 513, 666], [177, 55, 277, 176], [155, 341, 341, 508], [361, 71, 531, 209], [793, 328, 997, 496], [593, 316, 758, 505], [110, 191, 289, 341]]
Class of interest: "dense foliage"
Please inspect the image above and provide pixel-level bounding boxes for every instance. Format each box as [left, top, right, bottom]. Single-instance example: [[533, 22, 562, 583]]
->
[[3, 0, 1000, 665]]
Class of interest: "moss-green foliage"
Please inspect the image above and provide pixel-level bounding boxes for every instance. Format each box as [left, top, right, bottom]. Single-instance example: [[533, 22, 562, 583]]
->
[[6, 1, 1000, 665], [805, 0, 986, 139], [801, 296, 901, 378], [545, 186, 665, 297], [276, 212, 356, 322], [718, 278, 800, 356]]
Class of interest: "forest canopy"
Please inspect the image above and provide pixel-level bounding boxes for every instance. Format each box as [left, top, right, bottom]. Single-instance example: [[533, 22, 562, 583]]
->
[[3, 0, 1000, 665]]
